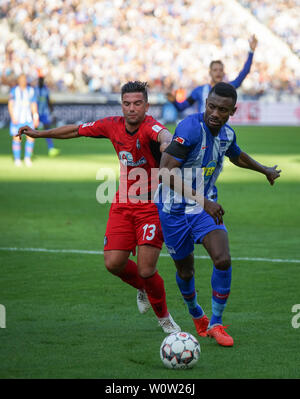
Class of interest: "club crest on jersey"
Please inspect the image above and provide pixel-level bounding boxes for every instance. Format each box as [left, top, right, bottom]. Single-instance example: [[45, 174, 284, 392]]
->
[[136, 139, 140, 150], [174, 136, 185, 145], [118, 151, 146, 166], [203, 160, 217, 181]]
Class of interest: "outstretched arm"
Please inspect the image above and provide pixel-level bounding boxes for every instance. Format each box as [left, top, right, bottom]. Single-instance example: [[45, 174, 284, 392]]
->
[[230, 35, 258, 88], [230, 151, 281, 185], [17, 124, 80, 139]]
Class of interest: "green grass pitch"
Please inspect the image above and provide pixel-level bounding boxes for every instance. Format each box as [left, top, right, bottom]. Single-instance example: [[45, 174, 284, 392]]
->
[[0, 123, 299, 379]]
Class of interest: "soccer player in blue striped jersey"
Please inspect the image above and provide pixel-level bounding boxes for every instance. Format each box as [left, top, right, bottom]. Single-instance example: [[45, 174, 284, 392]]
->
[[156, 82, 281, 346], [8, 74, 39, 167], [35, 75, 60, 157], [167, 35, 257, 114]]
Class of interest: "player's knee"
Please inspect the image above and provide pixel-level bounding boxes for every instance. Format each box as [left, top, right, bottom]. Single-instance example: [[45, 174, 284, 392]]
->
[[104, 253, 126, 275], [174, 256, 195, 281], [177, 267, 194, 282], [214, 254, 231, 270], [138, 265, 156, 279]]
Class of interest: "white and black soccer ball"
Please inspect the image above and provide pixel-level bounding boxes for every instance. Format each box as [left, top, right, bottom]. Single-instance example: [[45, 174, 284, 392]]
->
[[160, 331, 201, 369]]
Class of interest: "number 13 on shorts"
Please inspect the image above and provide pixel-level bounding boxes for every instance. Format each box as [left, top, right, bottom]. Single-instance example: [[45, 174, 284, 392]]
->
[[142, 224, 156, 241]]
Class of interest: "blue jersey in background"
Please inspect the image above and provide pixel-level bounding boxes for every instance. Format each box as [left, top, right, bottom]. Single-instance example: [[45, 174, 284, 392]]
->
[[35, 85, 51, 125], [174, 52, 254, 113]]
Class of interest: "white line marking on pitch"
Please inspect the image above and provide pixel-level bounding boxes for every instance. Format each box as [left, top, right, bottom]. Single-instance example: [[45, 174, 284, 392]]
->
[[0, 247, 299, 263]]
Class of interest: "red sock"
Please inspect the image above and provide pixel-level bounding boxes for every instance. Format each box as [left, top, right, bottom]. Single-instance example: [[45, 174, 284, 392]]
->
[[117, 259, 145, 290], [143, 271, 168, 318]]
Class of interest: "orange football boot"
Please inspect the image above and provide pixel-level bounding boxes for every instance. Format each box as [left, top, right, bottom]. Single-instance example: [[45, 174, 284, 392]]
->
[[207, 325, 234, 346], [193, 315, 210, 337]]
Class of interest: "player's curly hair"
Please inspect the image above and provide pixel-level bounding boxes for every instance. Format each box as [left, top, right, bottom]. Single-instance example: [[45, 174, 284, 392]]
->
[[121, 81, 148, 102], [209, 82, 237, 105]]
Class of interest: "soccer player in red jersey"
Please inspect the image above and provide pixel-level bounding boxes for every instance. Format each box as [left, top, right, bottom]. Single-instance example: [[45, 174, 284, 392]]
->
[[17, 81, 180, 333]]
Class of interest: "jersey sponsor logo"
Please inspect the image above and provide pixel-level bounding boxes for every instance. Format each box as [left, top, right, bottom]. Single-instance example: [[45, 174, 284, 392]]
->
[[203, 160, 217, 181], [81, 121, 95, 128], [152, 124, 163, 133], [118, 151, 147, 167], [174, 136, 185, 145]]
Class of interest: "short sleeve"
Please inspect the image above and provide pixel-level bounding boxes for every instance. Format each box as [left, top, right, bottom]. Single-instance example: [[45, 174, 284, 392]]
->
[[164, 115, 201, 162], [78, 118, 114, 138], [173, 115, 200, 147], [145, 117, 166, 142], [225, 133, 242, 159]]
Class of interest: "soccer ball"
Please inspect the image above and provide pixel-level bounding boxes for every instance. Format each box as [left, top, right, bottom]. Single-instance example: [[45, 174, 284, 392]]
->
[[160, 331, 201, 369]]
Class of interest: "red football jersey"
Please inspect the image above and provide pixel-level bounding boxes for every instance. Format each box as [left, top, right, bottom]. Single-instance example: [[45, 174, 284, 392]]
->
[[78, 115, 166, 202]]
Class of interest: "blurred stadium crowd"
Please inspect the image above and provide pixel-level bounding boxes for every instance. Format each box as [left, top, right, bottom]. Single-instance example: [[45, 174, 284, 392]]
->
[[0, 0, 299, 100], [238, 0, 300, 56]]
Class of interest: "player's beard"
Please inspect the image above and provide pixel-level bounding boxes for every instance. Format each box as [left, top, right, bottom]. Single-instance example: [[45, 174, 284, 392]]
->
[[126, 114, 144, 129], [204, 113, 222, 135]]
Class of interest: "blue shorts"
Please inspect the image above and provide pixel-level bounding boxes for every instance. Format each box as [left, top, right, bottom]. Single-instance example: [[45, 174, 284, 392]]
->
[[10, 122, 34, 136], [39, 114, 51, 127], [156, 204, 227, 261]]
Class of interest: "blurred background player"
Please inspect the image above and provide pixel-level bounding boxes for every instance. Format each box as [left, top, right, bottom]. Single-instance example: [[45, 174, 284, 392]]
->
[[35, 74, 60, 157], [8, 73, 39, 167], [157, 82, 281, 346], [17, 81, 181, 334], [167, 35, 258, 114]]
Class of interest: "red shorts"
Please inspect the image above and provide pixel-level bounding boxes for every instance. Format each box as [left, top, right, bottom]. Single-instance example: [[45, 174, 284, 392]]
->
[[104, 202, 164, 255]]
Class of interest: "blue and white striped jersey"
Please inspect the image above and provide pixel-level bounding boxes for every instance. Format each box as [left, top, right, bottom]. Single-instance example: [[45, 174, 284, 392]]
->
[[9, 85, 37, 124], [189, 84, 211, 113], [35, 85, 50, 117], [156, 113, 241, 214]]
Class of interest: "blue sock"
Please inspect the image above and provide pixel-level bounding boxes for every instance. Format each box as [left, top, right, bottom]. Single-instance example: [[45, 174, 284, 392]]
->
[[176, 272, 204, 319], [46, 138, 54, 150], [25, 140, 34, 159], [210, 265, 232, 327], [12, 140, 21, 160]]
